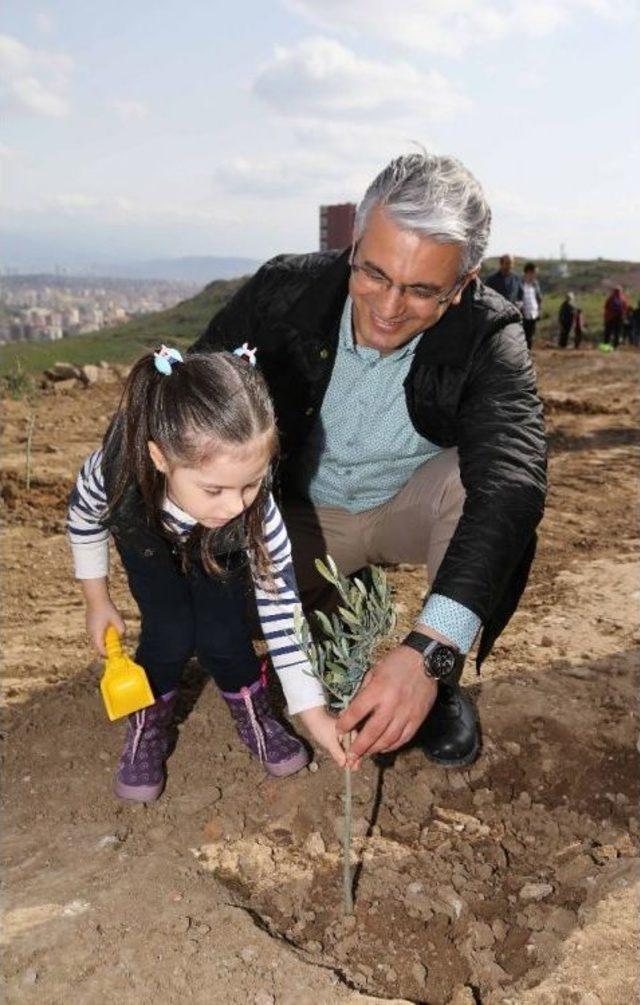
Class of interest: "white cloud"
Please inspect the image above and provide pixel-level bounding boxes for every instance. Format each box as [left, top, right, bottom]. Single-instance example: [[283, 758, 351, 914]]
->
[[290, 118, 436, 162], [0, 142, 20, 160], [231, 37, 467, 201], [109, 99, 149, 122], [212, 130, 445, 205], [489, 186, 640, 228], [282, 0, 637, 57], [34, 10, 54, 34], [0, 33, 71, 117], [51, 193, 100, 209], [213, 151, 339, 197], [1, 192, 240, 229], [252, 36, 470, 121]]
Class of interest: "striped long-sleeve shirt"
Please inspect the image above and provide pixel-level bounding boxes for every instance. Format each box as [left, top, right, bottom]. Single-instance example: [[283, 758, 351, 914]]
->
[[67, 449, 326, 715]]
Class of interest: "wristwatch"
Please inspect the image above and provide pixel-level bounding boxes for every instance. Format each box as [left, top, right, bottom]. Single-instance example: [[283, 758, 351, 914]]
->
[[401, 631, 465, 685]]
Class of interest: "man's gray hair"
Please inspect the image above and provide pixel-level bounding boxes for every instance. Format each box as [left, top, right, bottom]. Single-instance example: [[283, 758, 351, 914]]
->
[[355, 152, 491, 274]]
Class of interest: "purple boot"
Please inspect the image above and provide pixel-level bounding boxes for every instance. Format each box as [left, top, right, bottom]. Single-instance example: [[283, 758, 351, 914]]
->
[[221, 668, 309, 778], [114, 691, 177, 802]]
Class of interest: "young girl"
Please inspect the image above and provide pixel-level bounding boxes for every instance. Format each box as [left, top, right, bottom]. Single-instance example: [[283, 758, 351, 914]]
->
[[68, 345, 344, 802]]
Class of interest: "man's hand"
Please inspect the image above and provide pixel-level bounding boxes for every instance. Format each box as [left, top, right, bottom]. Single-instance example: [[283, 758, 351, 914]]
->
[[336, 645, 438, 765]]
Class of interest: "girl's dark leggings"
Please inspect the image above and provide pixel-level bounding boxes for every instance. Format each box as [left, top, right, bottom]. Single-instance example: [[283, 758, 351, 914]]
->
[[114, 537, 261, 697]]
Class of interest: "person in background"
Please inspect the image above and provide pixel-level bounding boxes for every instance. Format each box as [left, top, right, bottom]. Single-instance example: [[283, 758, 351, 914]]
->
[[521, 262, 542, 350], [485, 254, 524, 306], [630, 300, 640, 349], [621, 302, 634, 346], [573, 307, 586, 349], [558, 292, 576, 348], [603, 286, 628, 349]]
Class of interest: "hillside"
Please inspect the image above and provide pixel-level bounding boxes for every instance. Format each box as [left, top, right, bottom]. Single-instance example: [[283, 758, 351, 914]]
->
[[2, 257, 638, 379], [100, 255, 261, 283], [0, 275, 246, 378], [480, 257, 640, 295]]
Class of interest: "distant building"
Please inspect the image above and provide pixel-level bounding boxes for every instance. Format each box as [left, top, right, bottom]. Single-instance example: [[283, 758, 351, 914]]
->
[[557, 243, 570, 278], [319, 203, 356, 252], [63, 307, 80, 327]]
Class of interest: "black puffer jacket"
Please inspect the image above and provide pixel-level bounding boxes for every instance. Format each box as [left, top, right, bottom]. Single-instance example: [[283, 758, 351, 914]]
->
[[192, 249, 547, 667]]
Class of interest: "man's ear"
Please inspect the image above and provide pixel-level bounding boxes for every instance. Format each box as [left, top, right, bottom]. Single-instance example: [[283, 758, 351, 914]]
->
[[148, 440, 168, 474], [452, 269, 479, 305]]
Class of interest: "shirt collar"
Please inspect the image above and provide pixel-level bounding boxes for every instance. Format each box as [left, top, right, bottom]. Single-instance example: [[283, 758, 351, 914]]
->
[[163, 494, 196, 528]]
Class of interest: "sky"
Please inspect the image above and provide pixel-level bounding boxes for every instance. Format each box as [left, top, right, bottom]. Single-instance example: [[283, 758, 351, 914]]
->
[[1, 0, 639, 269]]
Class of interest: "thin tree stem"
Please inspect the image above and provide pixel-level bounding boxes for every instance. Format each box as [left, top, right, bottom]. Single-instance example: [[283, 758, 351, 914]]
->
[[25, 409, 36, 492], [342, 731, 354, 915]]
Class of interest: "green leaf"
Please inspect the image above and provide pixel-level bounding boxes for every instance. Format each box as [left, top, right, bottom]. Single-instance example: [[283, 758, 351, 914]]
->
[[327, 555, 339, 578], [314, 610, 335, 638], [325, 660, 344, 674], [337, 606, 359, 626], [314, 558, 336, 585]]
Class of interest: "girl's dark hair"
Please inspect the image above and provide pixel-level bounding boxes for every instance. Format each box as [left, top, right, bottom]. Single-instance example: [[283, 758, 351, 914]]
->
[[105, 350, 278, 578]]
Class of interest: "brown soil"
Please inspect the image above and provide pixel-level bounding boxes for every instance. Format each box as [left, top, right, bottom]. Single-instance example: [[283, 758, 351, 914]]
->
[[2, 346, 639, 1005]]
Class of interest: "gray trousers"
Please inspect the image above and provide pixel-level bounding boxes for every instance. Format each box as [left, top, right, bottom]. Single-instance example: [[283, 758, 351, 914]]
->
[[283, 448, 465, 615]]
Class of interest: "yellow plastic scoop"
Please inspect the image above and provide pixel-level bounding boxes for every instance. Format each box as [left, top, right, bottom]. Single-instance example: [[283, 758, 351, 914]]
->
[[100, 625, 155, 721]]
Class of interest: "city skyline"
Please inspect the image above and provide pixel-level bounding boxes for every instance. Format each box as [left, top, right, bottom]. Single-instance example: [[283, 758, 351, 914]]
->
[[2, 1, 638, 269]]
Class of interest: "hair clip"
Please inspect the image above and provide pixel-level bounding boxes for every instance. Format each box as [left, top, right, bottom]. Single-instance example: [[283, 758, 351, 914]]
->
[[154, 345, 184, 375], [232, 343, 258, 367]]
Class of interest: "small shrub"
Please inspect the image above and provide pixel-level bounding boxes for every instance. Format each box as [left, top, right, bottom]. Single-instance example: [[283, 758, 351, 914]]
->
[[2, 360, 36, 400]]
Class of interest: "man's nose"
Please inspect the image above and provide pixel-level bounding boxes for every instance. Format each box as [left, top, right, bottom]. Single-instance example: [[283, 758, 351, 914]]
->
[[375, 283, 404, 317]]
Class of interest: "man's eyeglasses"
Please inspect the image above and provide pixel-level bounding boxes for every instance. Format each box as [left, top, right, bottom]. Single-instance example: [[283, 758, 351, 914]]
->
[[350, 250, 466, 307]]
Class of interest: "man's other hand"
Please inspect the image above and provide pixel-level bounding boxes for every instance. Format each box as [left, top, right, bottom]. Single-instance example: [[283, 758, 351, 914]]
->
[[336, 645, 438, 765]]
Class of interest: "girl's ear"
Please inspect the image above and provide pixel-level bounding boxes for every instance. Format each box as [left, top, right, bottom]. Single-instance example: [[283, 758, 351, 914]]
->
[[148, 440, 168, 474]]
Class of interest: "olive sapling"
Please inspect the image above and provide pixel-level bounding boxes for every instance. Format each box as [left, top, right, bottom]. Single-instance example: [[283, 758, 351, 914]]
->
[[294, 556, 396, 913]]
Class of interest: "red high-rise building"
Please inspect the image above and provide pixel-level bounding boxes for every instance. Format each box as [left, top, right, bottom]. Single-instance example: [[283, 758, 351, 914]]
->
[[319, 203, 356, 251]]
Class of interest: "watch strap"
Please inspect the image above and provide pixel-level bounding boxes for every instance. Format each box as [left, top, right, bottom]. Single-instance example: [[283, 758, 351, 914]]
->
[[402, 631, 465, 681]]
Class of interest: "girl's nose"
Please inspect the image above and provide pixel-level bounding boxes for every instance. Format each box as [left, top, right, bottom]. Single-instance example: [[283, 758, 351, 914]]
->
[[221, 494, 245, 520]]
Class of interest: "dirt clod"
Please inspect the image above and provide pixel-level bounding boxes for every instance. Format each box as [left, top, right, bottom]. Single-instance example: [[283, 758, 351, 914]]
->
[[519, 882, 554, 902]]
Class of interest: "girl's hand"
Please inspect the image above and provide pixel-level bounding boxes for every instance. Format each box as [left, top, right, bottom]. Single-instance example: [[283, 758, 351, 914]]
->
[[297, 705, 347, 768], [81, 578, 125, 655], [86, 602, 126, 655]]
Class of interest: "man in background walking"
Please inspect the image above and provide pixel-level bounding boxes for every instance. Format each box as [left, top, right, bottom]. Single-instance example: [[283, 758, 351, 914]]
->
[[485, 254, 524, 306]]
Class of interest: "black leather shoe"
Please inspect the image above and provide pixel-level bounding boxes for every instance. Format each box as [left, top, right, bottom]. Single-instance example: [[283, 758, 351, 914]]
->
[[417, 682, 479, 767]]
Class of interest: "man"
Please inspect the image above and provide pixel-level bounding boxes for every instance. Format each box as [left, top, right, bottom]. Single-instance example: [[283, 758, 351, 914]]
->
[[603, 286, 628, 349], [521, 262, 543, 350], [485, 254, 524, 306], [558, 292, 576, 349], [192, 152, 547, 770]]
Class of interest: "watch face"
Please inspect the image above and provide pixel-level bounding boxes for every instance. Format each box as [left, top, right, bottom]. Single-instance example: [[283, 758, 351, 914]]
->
[[429, 645, 456, 679]]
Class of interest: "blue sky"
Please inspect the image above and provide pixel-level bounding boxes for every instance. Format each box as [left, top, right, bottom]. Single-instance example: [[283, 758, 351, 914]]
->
[[2, 0, 638, 267]]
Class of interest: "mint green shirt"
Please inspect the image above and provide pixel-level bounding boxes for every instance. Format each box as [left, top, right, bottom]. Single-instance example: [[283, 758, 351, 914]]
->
[[295, 296, 442, 512], [292, 296, 482, 652]]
